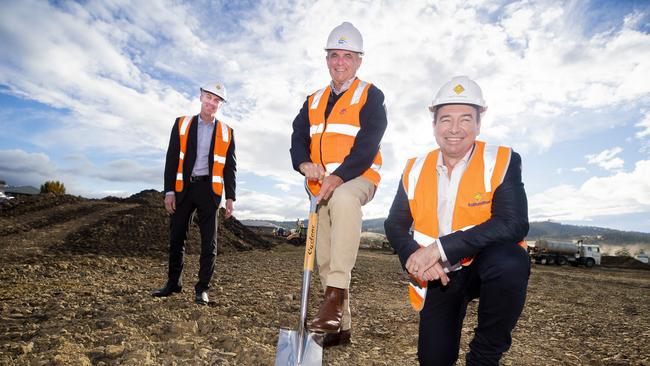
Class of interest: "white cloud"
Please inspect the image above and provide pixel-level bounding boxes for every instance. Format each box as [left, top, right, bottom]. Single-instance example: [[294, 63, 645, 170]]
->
[[571, 167, 587, 173], [529, 159, 650, 221], [234, 189, 307, 221], [636, 110, 650, 139], [274, 183, 292, 193], [0, 149, 161, 196], [0, 0, 198, 155], [585, 147, 625, 171], [0, 149, 55, 186], [92, 159, 161, 184]]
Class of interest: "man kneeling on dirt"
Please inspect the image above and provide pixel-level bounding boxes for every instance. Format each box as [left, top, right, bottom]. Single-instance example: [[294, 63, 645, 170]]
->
[[385, 76, 530, 365], [152, 82, 236, 305]]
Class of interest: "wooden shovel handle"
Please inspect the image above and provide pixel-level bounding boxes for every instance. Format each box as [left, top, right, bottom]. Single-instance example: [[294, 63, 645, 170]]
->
[[303, 211, 318, 271]]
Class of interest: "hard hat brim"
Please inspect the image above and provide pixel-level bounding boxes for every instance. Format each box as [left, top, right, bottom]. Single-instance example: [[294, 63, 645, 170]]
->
[[200, 88, 227, 103], [324, 47, 364, 56], [431, 98, 486, 109]]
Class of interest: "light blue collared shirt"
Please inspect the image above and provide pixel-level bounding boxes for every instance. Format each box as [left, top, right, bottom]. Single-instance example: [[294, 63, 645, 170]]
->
[[191, 115, 216, 176], [330, 77, 356, 95]]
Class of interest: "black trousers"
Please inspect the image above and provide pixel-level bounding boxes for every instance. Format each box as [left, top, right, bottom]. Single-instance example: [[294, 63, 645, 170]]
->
[[167, 181, 220, 293], [418, 242, 530, 366]]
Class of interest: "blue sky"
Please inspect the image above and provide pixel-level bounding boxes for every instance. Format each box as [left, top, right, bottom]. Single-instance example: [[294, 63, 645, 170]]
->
[[1, 0, 649, 232]]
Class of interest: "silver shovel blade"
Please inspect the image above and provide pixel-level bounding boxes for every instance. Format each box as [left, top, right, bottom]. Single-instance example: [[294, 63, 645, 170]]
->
[[275, 328, 323, 366]]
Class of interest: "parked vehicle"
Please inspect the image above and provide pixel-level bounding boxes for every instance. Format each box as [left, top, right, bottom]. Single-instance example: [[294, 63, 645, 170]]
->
[[0, 191, 14, 201], [529, 239, 601, 268], [634, 253, 649, 264]]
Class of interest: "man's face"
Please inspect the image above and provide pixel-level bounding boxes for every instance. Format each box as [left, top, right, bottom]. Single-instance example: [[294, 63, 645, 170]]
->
[[326, 49, 362, 86], [433, 104, 481, 161], [200, 91, 223, 117]]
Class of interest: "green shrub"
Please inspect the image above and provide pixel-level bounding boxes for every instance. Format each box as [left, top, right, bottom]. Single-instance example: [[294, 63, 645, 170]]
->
[[40, 180, 66, 195]]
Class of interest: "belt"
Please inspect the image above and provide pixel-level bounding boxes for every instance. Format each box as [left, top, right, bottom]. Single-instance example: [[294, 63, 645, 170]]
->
[[189, 175, 210, 182]]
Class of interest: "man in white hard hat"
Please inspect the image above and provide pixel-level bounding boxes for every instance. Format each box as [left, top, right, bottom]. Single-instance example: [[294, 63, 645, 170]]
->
[[385, 76, 530, 365], [153, 82, 237, 306], [290, 21, 387, 347]]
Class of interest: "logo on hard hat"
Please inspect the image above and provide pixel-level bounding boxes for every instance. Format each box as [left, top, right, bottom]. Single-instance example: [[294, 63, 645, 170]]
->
[[215, 84, 223, 90], [453, 84, 465, 95], [338, 36, 348, 45]]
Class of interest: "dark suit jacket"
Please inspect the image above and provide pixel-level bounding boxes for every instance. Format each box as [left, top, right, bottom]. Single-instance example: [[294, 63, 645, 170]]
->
[[164, 115, 236, 206], [384, 149, 528, 268]]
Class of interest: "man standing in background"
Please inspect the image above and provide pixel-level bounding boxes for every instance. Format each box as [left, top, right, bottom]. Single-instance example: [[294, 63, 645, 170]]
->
[[153, 82, 236, 306]]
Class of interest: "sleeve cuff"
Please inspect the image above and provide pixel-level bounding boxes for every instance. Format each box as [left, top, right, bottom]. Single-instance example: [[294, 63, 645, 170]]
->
[[165, 191, 175, 196], [436, 238, 449, 263]]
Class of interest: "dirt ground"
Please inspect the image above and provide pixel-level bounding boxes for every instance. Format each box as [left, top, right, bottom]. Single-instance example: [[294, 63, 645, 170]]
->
[[1, 194, 649, 365]]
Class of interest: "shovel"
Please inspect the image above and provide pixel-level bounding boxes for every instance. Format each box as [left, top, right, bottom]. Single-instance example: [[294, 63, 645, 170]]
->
[[275, 179, 323, 366]]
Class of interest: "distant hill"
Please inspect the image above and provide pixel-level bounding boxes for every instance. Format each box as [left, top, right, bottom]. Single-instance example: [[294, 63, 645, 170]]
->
[[526, 221, 650, 245], [244, 218, 650, 246], [362, 218, 650, 245], [362, 218, 387, 233], [241, 219, 303, 230]]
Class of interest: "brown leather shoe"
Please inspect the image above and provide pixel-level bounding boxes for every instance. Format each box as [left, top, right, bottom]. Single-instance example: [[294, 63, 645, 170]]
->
[[323, 329, 351, 348], [310, 286, 345, 333]]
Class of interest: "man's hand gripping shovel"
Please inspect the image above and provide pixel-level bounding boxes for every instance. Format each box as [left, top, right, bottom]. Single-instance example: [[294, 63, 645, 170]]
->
[[275, 179, 323, 366]]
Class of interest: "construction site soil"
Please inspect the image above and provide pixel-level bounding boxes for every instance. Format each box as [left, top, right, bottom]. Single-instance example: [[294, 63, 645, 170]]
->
[[1, 192, 649, 365]]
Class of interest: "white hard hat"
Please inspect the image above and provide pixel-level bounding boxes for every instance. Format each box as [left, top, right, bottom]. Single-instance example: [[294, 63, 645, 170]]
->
[[200, 82, 228, 102], [430, 75, 486, 109], [324, 22, 364, 55]]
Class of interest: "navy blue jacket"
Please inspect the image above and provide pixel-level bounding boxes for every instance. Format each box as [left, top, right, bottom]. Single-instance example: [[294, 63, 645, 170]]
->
[[290, 81, 387, 182], [384, 150, 529, 267]]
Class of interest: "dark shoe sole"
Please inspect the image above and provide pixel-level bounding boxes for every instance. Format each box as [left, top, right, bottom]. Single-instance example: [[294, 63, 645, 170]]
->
[[309, 325, 341, 334], [323, 330, 351, 348], [151, 287, 182, 297], [195, 293, 209, 305]]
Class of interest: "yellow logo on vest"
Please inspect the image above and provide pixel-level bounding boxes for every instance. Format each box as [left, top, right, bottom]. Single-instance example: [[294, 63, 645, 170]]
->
[[468, 192, 490, 207], [453, 84, 465, 94]]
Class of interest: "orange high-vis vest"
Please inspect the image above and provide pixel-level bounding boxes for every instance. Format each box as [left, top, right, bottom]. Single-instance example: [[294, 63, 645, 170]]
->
[[401, 141, 526, 311], [174, 115, 232, 196], [307, 78, 382, 185]]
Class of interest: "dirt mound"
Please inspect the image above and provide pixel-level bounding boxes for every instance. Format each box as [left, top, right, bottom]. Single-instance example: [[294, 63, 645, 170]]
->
[[61, 190, 273, 257], [602, 255, 650, 270], [220, 213, 274, 252], [120, 189, 164, 205], [0, 193, 84, 217], [0, 196, 109, 237], [0, 190, 272, 258]]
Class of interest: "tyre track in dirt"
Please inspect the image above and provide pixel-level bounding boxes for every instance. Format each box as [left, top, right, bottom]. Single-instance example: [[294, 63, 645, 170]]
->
[[0, 201, 139, 261]]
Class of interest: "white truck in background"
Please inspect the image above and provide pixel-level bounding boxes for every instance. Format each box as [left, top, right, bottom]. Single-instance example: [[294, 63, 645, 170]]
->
[[530, 239, 601, 268]]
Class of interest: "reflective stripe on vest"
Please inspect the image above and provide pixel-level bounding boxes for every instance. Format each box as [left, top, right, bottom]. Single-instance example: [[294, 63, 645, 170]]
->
[[174, 115, 193, 193], [174, 115, 232, 196], [401, 141, 513, 311], [211, 120, 231, 196], [307, 78, 382, 185]]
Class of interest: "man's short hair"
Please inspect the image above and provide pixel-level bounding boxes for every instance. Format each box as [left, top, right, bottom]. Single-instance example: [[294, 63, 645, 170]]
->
[[433, 104, 481, 124]]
